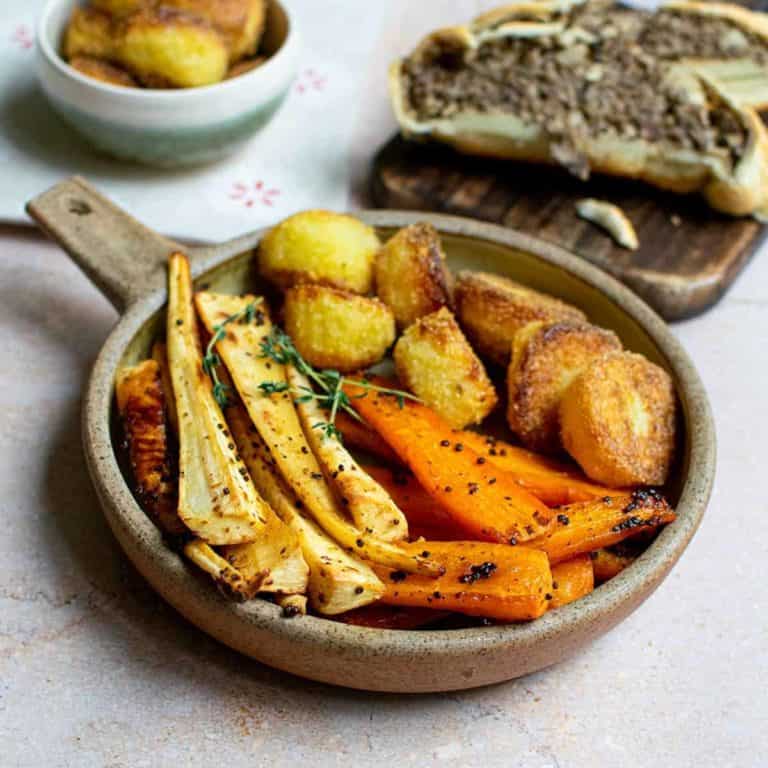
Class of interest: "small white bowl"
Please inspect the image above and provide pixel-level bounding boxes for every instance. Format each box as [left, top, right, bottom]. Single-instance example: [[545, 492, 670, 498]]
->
[[36, 0, 300, 167]]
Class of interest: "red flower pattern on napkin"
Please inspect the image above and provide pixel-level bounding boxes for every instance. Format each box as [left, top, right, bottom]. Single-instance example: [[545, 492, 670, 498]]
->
[[229, 181, 281, 208], [295, 68, 327, 94], [12, 25, 33, 50]]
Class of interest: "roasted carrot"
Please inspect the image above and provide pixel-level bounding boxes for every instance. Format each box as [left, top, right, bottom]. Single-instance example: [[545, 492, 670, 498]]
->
[[447, 429, 615, 505], [590, 544, 640, 582], [334, 604, 450, 630], [528, 489, 675, 564], [549, 555, 594, 609], [345, 385, 553, 544], [337, 390, 613, 505], [335, 412, 402, 465], [363, 465, 466, 541], [115, 359, 187, 538], [375, 541, 553, 621]]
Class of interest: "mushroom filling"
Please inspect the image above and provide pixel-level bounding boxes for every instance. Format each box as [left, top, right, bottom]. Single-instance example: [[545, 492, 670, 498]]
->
[[402, 4, 755, 178]]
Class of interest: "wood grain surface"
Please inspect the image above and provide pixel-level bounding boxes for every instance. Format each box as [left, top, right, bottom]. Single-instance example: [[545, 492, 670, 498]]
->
[[371, 135, 766, 322]]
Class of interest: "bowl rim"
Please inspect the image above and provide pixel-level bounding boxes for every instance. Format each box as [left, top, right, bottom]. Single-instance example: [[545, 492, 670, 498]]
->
[[37, 0, 299, 101], [82, 210, 716, 664]]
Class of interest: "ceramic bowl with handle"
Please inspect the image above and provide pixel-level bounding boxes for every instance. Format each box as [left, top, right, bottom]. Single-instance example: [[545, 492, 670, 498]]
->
[[36, 0, 299, 167], [26, 177, 715, 693]]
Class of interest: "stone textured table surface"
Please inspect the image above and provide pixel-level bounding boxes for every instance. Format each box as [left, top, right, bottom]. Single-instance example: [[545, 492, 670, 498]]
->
[[2, 2, 768, 766]]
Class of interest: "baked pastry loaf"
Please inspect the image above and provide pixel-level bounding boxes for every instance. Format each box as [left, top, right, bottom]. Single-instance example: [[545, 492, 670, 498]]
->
[[390, 0, 768, 217]]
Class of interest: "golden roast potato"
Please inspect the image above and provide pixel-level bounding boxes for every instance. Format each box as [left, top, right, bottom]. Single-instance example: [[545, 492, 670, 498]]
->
[[560, 351, 676, 486], [375, 223, 453, 331], [394, 307, 497, 429], [69, 55, 138, 87], [260, 210, 380, 294], [116, 7, 229, 88], [455, 271, 586, 367], [284, 284, 396, 372], [506, 321, 621, 453]]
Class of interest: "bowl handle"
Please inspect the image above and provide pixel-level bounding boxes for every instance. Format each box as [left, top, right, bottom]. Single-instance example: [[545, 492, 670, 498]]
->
[[26, 176, 185, 314]]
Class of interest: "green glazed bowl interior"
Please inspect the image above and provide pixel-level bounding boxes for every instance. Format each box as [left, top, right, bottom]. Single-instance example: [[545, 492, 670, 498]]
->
[[28, 182, 714, 693]]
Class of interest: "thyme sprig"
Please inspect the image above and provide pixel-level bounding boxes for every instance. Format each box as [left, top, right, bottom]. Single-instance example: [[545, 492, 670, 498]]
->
[[202, 299, 263, 408], [258, 326, 420, 439]]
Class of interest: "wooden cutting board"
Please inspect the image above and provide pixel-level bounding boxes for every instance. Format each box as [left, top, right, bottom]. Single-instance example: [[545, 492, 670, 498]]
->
[[371, 134, 766, 321]]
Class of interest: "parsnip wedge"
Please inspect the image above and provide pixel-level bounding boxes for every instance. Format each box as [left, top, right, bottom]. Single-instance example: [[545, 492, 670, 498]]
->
[[277, 594, 308, 617], [151, 341, 178, 435], [286, 365, 408, 542], [221, 513, 309, 596], [224, 401, 385, 614], [167, 254, 268, 545], [115, 359, 187, 538], [183, 539, 253, 600], [195, 291, 442, 577]]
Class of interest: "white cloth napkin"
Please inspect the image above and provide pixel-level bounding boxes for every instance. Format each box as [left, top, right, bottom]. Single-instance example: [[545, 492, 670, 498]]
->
[[0, 0, 390, 242]]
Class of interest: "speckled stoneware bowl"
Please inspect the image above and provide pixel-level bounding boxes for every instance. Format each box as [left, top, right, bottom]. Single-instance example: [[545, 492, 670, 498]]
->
[[27, 177, 715, 693], [36, 0, 299, 167]]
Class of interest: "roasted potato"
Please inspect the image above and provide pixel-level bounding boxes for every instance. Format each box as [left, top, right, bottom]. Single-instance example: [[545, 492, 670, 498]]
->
[[116, 7, 229, 88], [226, 56, 265, 79], [89, 0, 148, 16], [164, 0, 266, 62], [507, 321, 621, 453], [64, 7, 114, 61], [69, 55, 138, 87], [283, 284, 395, 372], [455, 271, 587, 367], [375, 223, 453, 330], [559, 351, 676, 486], [260, 210, 380, 294], [394, 307, 497, 429]]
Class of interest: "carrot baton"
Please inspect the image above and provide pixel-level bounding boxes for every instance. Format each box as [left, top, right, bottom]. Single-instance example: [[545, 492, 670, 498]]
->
[[334, 411, 402, 465], [345, 384, 553, 544], [115, 359, 187, 539], [374, 541, 553, 622], [548, 555, 594, 609], [444, 430, 615, 506], [335, 390, 613, 506], [528, 489, 676, 564], [334, 604, 450, 630], [590, 543, 641, 583], [362, 465, 466, 541]]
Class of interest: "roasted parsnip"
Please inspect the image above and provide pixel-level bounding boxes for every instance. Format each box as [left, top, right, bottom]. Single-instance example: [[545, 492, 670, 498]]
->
[[115, 359, 187, 538], [151, 341, 178, 434], [194, 291, 441, 576], [221, 512, 309, 597], [166, 254, 269, 545], [183, 539, 253, 600], [224, 401, 385, 614], [286, 365, 408, 542]]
